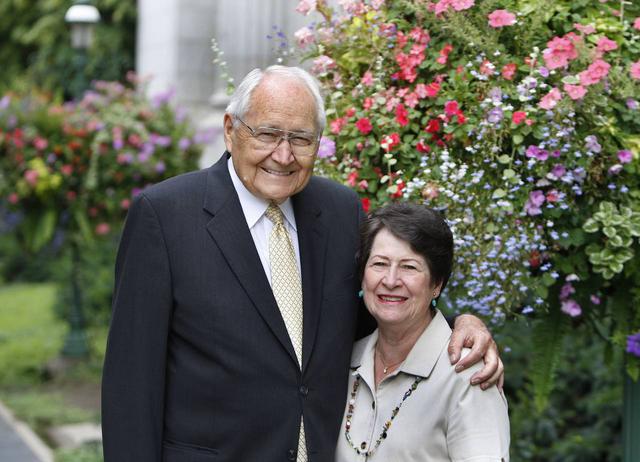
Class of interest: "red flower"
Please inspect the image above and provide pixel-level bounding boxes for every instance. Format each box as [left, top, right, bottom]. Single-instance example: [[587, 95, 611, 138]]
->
[[425, 119, 441, 133], [391, 180, 405, 198], [345, 107, 356, 117], [355, 117, 373, 134], [380, 132, 401, 152], [361, 197, 371, 213], [416, 139, 431, 153], [425, 82, 440, 98], [363, 97, 374, 110], [347, 171, 359, 187], [512, 111, 527, 125], [330, 117, 347, 135], [529, 250, 541, 269], [395, 104, 409, 126]]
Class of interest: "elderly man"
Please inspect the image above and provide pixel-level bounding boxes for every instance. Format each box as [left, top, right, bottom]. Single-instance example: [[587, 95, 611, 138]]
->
[[102, 65, 502, 462]]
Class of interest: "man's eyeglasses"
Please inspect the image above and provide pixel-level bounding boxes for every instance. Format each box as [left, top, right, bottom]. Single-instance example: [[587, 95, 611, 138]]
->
[[235, 117, 319, 158]]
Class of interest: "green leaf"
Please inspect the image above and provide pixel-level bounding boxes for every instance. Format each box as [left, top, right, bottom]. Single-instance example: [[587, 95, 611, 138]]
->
[[23, 209, 58, 252], [561, 75, 580, 85], [513, 134, 524, 145], [583, 219, 599, 233], [503, 169, 516, 180], [602, 226, 617, 238], [498, 154, 511, 164], [492, 188, 506, 199], [531, 310, 567, 412]]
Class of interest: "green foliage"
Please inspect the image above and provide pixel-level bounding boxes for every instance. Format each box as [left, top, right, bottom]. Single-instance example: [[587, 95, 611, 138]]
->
[[55, 443, 104, 462], [0, 284, 64, 386], [0, 0, 136, 96], [503, 319, 623, 461]]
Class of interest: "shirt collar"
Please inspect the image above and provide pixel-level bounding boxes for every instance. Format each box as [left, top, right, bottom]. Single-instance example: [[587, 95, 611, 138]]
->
[[350, 310, 451, 380], [227, 157, 297, 230]]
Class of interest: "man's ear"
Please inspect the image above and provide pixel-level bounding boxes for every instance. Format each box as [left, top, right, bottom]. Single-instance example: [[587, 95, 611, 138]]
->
[[223, 113, 234, 153]]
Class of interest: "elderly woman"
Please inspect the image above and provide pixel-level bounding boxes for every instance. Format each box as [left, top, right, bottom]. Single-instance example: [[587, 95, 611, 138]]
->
[[335, 203, 510, 461]]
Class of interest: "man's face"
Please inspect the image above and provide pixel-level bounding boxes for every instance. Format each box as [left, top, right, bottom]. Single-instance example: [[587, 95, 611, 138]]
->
[[223, 76, 319, 204]]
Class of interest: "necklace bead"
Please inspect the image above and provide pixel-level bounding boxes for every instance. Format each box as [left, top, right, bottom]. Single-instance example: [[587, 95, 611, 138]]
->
[[344, 373, 423, 457]]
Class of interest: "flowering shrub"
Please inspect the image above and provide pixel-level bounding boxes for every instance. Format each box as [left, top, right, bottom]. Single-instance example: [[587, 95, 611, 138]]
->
[[0, 74, 203, 251], [293, 0, 640, 391]]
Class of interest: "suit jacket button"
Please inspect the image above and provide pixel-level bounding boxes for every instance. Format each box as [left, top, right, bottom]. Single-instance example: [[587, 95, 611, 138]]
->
[[288, 448, 297, 460], [299, 385, 309, 396]]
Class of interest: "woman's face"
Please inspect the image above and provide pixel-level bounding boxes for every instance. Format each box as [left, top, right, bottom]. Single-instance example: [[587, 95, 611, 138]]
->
[[362, 228, 439, 330]]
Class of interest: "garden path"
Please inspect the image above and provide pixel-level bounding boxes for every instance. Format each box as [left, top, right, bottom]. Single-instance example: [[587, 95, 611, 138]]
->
[[0, 401, 51, 462]]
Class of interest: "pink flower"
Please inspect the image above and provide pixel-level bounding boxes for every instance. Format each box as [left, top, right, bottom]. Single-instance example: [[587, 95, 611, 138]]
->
[[501, 63, 517, 80], [444, 100, 459, 116], [538, 87, 562, 110], [8, 193, 19, 204], [33, 137, 48, 150], [403, 92, 419, 108], [512, 111, 527, 125], [631, 61, 640, 80], [596, 37, 617, 53], [488, 9, 516, 28], [355, 117, 373, 134], [434, 0, 452, 15], [311, 55, 336, 74], [634, 17, 640, 30], [120, 199, 131, 210], [561, 299, 582, 317], [371, 0, 385, 10], [563, 83, 587, 100], [295, 0, 317, 15], [579, 59, 611, 85], [542, 36, 578, 69], [574, 23, 596, 34], [95, 223, 111, 236], [330, 117, 347, 135], [361, 71, 374, 87], [451, 0, 474, 11], [618, 150, 633, 163], [24, 170, 39, 187], [294, 27, 315, 47]]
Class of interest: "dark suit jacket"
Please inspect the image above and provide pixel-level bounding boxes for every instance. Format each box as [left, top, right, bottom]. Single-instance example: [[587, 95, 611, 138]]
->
[[102, 153, 365, 461]]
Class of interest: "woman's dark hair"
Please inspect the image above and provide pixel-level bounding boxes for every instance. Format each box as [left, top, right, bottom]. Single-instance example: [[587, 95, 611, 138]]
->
[[358, 203, 454, 295]]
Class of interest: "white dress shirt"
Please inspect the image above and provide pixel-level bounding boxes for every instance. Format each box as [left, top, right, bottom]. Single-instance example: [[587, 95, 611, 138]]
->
[[335, 310, 510, 462], [227, 158, 301, 285]]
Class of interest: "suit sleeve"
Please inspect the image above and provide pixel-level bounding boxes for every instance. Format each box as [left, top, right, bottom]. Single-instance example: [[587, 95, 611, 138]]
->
[[102, 193, 173, 461]]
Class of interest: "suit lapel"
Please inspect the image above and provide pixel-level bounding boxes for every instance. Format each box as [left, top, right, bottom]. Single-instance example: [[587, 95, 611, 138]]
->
[[293, 184, 328, 373], [203, 154, 299, 364]]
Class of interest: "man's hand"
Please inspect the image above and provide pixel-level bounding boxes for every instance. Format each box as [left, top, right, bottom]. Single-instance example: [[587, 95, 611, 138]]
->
[[449, 314, 504, 390]]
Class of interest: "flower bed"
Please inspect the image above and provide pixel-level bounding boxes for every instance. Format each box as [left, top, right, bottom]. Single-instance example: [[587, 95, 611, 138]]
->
[[293, 0, 640, 385]]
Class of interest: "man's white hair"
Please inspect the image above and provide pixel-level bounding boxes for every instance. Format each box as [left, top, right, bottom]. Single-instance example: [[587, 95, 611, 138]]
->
[[225, 65, 326, 133]]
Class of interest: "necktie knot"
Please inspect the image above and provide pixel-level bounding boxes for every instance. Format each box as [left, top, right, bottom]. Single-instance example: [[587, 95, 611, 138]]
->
[[265, 203, 285, 227]]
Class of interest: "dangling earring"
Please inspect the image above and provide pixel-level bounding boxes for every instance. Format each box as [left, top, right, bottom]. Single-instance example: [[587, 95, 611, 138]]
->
[[431, 292, 438, 308]]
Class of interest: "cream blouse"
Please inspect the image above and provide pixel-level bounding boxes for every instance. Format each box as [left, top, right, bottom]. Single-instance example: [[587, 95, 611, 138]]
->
[[335, 310, 510, 462]]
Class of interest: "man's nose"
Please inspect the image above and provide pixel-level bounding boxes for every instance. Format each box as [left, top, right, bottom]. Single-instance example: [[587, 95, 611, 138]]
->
[[271, 137, 295, 164]]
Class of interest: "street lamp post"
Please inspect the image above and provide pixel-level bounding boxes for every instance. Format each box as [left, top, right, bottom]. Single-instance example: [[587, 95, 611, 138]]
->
[[61, 0, 100, 358], [64, 0, 101, 100]]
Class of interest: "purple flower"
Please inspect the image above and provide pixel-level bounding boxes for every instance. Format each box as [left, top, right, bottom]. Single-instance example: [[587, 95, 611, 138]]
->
[[526, 145, 549, 161], [194, 127, 219, 144], [489, 87, 503, 102], [155, 161, 166, 173], [608, 164, 623, 175], [561, 299, 582, 317], [487, 107, 504, 124], [538, 67, 549, 77], [550, 164, 566, 178], [113, 138, 124, 150], [178, 137, 191, 150], [627, 332, 640, 357], [0, 95, 10, 110], [317, 136, 336, 158], [150, 133, 172, 147], [627, 99, 638, 110], [560, 283, 575, 299], [584, 135, 601, 153], [590, 295, 601, 305], [618, 150, 632, 164], [524, 190, 545, 215], [151, 87, 176, 108]]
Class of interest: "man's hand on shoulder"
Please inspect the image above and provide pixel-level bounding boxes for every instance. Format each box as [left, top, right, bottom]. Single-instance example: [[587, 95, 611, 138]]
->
[[448, 314, 504, 390]]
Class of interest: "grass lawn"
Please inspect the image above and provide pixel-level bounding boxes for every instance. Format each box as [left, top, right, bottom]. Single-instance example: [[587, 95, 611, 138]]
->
[[0, 283, 106, 461]]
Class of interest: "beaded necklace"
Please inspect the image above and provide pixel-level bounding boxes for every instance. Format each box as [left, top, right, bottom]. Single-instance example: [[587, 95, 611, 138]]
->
[[344, 372, 423, 457]]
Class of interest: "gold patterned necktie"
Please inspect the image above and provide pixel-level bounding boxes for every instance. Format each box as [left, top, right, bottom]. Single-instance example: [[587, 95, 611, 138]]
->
[[264, 203, 307, 462]]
